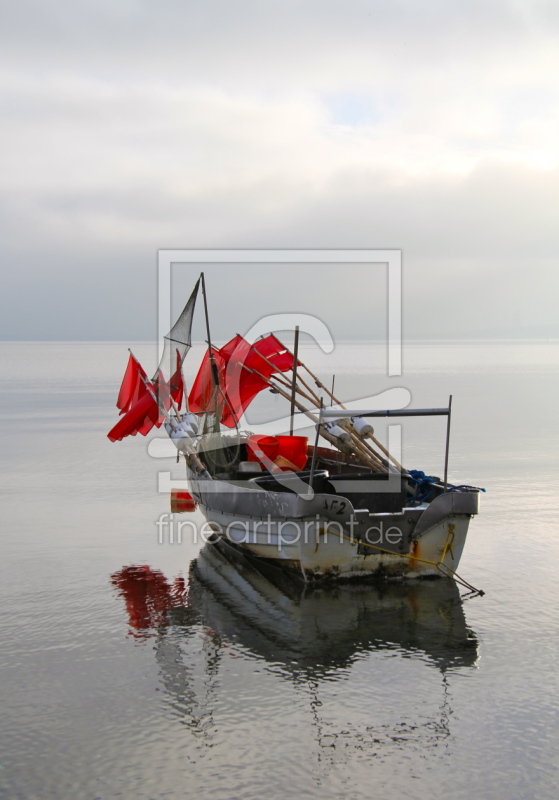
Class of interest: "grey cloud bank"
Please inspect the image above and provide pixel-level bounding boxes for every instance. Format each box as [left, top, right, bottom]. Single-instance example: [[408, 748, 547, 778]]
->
[[0, 1, 557, 340]]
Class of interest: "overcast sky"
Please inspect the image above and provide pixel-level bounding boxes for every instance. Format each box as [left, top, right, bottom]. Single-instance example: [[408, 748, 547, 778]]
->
[[1, 0, 558, 340]]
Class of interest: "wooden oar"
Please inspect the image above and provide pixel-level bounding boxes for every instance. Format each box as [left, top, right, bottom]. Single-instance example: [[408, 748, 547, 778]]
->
[[266, 370, 318, 406], [289, 369, 321, 406], [242, 348, 392, 473], [366, 430, 403, 472], [274, 337, 403, 471], [270, 345, 390, 469], [261, 356, 390, 472], [248, 348, 319, 406], [258, 339, 388, 471], [258, 372, 384, 473]]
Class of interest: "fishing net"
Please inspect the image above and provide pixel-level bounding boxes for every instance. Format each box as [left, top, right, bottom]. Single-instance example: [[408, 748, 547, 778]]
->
[[200, 428, 241, 473], [199, 391, 241, 473], [153, 278, 200, 383]]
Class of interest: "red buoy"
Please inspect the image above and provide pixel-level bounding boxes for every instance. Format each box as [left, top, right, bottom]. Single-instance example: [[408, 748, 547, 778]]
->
[[170, 490, 197, 513]]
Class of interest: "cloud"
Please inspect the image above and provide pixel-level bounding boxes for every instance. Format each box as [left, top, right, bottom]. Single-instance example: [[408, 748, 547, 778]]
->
[[0, 1, 557, 339]]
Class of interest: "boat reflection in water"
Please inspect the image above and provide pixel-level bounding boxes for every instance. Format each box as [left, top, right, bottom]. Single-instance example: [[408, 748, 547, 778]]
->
[[111, 542, 479, 752], [112, 541, 478, 673]]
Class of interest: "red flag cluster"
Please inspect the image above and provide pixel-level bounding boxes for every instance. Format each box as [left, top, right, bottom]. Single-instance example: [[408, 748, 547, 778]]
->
[[108, 353, 184, 442], [108, 334, 294, 442], [188, 334, 296, 427]]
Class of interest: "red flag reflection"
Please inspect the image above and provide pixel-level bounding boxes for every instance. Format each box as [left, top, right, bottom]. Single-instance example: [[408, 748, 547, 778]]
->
[[110, 565, 187, 638]]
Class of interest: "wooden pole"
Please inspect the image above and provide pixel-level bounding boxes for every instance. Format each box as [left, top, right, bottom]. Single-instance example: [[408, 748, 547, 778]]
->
[[259, 337, 395, 470], [443, 395, 453, 491], [257, 372, 384, 472], [250, 335, 321, 405], [279, 366, 321, 405], [242, 343, 392, 474], [253, 371, 321, 427], [289, 326, 299, 435], [272, 372, 317, 405], [295, 371, 322, 405], [350, 434, 387, 470], [181, 359, 190, 413], [302, 362, 339, 406], [259, 354, 388, 472], [134, 354, 211, 479], [309, 398, 323, 489], [244, 349, 317, 405], [366, 432, 403, 472], [337, 417, 390, 470], [274, 339, 400, 471], [200, 272, 220, 422], [295, 359, 402, 471]]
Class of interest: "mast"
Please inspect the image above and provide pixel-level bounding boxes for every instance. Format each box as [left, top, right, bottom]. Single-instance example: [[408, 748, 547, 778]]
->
[[289, 326, 300, 436], [200, 272, 221, 420], [443, 395, 453, 491], [308, 397, 324, 491]]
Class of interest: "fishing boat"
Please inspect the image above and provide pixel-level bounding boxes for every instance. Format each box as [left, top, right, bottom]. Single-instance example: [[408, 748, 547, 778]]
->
[[108, 274, 483, 589]]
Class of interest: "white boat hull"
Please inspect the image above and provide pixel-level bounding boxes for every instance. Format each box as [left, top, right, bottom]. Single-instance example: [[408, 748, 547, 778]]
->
[[187, 469, 478, 582]]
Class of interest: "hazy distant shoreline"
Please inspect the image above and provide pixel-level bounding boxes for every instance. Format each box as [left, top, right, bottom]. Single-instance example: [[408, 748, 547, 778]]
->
[[2, 336, 558, 345]]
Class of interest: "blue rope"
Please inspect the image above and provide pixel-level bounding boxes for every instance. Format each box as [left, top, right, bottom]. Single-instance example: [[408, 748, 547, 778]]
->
[[407, 469, 438, 505], [407, 471, 486, 504], [445, 484, 486, 493]]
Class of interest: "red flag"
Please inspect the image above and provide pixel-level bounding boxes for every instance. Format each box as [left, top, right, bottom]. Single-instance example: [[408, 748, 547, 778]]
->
[[267, 350, 296, 372], [188, 335, 297, 428], [188, 347, 227, 414], [109, 370, 181, 442], [116, 354, 148, 414], [250, 334, 286, 359], [152, 353, 183, 411], [168, 367, 183, 410], [152, 366, 184, 428], [220, 336, 296, 427], [218, 334, 250, 362], [220, 373, 268, 427], [245, 336, 295, 377], [137, 403, 160, 436], [108, 390, 158, 442], [150, 370, 167, 429], [169, 350, 184, 410]]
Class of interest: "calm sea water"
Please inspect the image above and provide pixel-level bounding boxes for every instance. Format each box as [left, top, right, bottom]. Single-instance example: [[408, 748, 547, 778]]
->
[[1, 341, 558, 800]]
